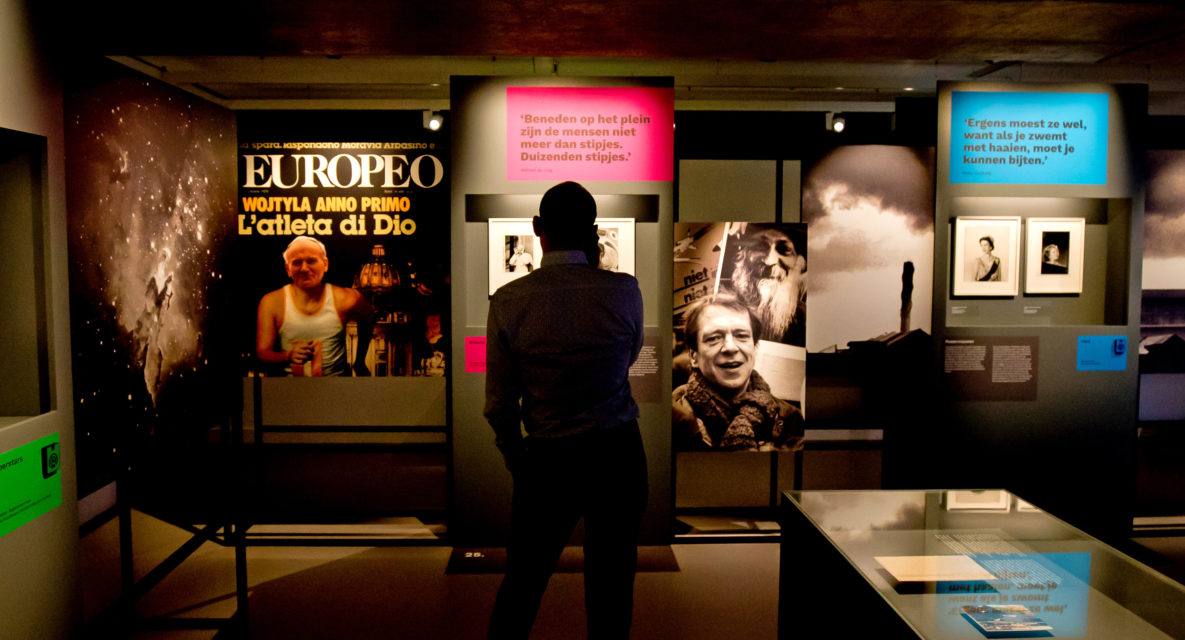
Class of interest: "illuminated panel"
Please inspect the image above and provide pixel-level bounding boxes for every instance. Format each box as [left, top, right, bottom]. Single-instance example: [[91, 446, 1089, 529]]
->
[[506, 86, 674, 182], [950, 91, 1109, 185]]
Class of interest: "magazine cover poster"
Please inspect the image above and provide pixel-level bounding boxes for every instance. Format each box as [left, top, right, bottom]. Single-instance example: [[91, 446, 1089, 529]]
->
[[236, 111, 449, 378], [673, 222, 806, 451]]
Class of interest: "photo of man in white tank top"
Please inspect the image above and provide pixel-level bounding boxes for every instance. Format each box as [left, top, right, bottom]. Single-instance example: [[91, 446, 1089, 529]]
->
[[255, 236, 375, 376]]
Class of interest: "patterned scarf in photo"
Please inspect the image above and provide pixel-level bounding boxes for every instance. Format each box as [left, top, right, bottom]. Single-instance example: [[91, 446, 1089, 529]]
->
[[683, 370, 784, 450]]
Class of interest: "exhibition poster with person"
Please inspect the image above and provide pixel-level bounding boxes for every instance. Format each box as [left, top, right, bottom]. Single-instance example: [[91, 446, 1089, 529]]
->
[[673, 222, 807, 451], [236, 111, 449, 378]]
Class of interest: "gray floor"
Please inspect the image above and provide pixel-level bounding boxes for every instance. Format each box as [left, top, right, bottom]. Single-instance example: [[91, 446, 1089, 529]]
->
[[81, 512, 779, 639], [79, 510, 1185, 640]]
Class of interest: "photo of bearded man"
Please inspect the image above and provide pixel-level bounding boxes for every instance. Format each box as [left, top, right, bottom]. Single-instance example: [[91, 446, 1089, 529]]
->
[[722, 224, 807, 348]]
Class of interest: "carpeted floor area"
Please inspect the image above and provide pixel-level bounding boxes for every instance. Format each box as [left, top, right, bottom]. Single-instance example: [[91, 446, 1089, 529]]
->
[[81, 512, 780, 639], [78, 509, 1185, 639]]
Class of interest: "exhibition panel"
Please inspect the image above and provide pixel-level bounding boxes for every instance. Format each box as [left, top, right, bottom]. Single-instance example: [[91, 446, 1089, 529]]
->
[[1, 13, 81, 635], [780, 490, 1185, 639], [230, 110, 452, 532], [672, 131, 938, 531], [672, 157, 801, 533], [449, 75, 675, 545], [931, 83, 1146, 542]]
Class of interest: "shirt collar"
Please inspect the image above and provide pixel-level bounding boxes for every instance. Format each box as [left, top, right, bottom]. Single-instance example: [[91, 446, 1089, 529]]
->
[[541, 250, 589, 267]]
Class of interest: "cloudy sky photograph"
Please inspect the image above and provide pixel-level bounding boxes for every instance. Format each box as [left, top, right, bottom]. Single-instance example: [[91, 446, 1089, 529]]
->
[[1145, 150, 1185, 290], [800, 490, 926, 536], [802, 146, 935, 353]]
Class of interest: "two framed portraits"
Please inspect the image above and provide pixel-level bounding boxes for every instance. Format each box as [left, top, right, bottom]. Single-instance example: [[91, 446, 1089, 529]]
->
[[952, 216, 1084, 297], [487, 217, 636, 296]]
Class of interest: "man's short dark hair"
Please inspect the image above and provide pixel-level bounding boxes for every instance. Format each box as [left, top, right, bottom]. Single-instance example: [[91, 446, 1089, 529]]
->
[[538, 181, 596, 249], [683, 293, 762, 351]]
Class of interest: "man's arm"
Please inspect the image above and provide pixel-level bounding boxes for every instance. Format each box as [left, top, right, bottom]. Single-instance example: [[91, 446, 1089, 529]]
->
[[483, 301, 525, 470], [256, 291, 300, 366], [338, 287, 374, 376], [628, 279, 644, 366]]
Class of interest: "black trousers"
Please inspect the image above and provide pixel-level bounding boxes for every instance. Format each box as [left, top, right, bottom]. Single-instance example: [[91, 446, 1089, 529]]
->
[[488, 420, 648, 639]]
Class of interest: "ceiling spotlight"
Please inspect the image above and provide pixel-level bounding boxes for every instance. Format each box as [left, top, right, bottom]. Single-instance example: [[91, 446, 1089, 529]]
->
[[904, 87, 915, 92], [826, 112, 846, 133], [423, 110, 444, 131]]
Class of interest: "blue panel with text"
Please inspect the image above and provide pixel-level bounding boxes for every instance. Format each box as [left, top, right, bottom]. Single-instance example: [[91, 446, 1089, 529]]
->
[[950, 91, 1109, 185]]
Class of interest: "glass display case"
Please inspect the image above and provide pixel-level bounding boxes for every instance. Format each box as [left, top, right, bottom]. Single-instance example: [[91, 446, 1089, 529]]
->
[[780, 490, 1185, 639]]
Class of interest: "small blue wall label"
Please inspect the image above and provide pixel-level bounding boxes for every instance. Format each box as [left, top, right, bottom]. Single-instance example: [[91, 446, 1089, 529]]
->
[[1077, 335, 1128, 371]]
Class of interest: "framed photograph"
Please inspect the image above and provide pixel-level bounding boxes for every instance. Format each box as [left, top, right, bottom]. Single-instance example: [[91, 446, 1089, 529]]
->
[[488, 218, 541, 296], [1024, 217, 1085, 294], [952, 216, 1020, 297], [594, 218, 636, 274], [488, 217, 637, 295]]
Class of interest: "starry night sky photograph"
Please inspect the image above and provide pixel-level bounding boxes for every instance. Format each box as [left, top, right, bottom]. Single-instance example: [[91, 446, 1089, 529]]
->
[[65, 60, 238, 495]]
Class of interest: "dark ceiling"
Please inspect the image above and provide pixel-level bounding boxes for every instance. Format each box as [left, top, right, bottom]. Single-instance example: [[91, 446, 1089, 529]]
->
[[55, 1, 1185, 112], [65, 0, 1185, 64]]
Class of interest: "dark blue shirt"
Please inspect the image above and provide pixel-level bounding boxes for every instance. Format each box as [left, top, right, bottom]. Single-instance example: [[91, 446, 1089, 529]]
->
[[484, 250, 643, 448]]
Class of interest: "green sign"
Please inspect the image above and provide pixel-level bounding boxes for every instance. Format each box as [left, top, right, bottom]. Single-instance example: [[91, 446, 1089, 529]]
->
[[0, 433, 62, 538]]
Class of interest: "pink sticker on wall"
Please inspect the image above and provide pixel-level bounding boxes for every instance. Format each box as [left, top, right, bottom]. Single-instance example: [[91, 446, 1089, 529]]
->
[[465, 337, 487, 373], [506, 86, 674, 182]]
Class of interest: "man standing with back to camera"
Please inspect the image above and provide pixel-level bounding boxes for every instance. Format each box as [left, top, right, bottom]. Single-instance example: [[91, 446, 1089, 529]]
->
[[484, 181, 647, 639]]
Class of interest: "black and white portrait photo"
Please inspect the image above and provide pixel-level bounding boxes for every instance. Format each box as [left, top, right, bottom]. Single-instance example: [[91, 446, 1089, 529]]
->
[[1023, 217, 1084, 294], [1040, 231, 1070, 275], [594, 217, 635, 274], [952, 216, 1020, 297], [718, 223, 807, 347], [597, 227, 620, 271], [969, 233, 1004, 282], [672, 222, 806, 452], [505, 234, 535, 273], [487, 218, 541, 295]]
